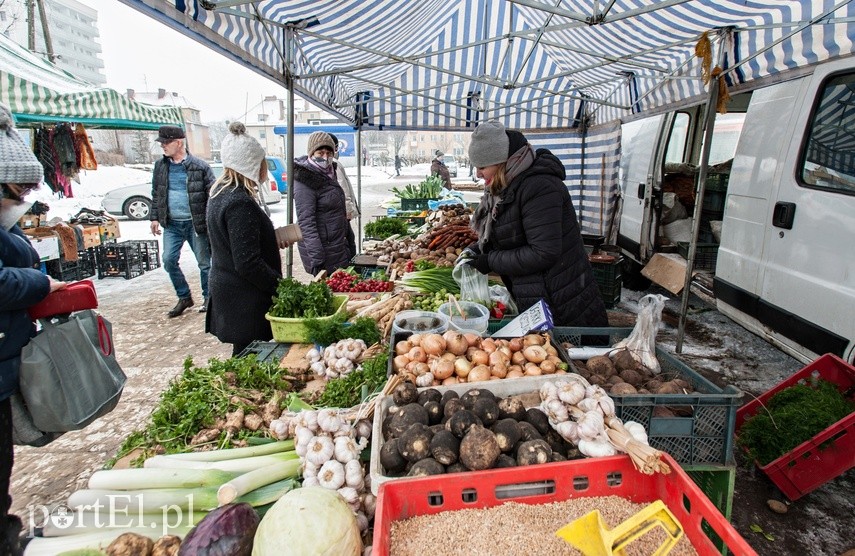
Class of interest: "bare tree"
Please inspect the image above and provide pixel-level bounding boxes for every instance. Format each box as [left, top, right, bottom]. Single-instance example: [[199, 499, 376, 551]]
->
[[390, 131, 407, 158], [0, 1, 21, 36], [207, 120, 229, 153], [130, 131, 151, 164]]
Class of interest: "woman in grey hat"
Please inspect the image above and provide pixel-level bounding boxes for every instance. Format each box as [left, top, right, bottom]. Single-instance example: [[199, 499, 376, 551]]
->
[[292, 131, 352, 276], [464, 120, 607, 327], [0, 103, 66, 555]]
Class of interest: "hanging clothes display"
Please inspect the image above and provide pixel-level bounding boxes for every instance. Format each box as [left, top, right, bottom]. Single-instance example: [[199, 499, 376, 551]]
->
[[34, 127, 58, 195], [73, 123, 97, 171], [48, 126, 72, 198]]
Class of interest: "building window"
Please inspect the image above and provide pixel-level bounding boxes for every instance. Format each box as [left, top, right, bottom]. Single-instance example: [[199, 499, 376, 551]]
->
[[259, 130, 267, 139], [258, 114, 268, 122], [0, 11, 7, 22]]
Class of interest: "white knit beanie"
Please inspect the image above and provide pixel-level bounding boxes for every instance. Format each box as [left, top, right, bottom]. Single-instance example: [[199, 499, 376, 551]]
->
[[0, 102, 43, 184], [221, 122, 266, 184], [468, 120, 510, 168]]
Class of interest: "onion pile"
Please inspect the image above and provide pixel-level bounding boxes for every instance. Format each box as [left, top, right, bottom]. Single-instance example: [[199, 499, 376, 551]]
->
[[392, 332, 569, 387]]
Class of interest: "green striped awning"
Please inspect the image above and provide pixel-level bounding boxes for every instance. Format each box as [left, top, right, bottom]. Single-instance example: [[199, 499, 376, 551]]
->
[[0, 33, 183, 130]]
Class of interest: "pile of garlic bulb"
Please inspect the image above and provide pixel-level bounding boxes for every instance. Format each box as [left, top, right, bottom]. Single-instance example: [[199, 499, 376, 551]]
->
[[292, 408, 375, 532], [306, 339, 367, 380], [539, 378, 649, 458]]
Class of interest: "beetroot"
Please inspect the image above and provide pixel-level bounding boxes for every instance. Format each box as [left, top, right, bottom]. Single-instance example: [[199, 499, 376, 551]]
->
[[177, 503, 259, 556]]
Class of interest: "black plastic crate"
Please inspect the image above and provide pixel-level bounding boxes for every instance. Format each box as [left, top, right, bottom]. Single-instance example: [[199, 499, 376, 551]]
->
[[678, 242, 719, 272], [237, 341, 292, 363], [400, 198, 435, 211], [590, 255, 622, 307], [45, 258, 79, 281], [551, 327, 742, 465], [97, 241, 145, 279], [123, 239, 160, 271], [77, 248, 97, 279]]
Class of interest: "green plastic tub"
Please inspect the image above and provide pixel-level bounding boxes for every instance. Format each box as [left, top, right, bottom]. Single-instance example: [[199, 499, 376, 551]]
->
[[265, 294, 348, 343]]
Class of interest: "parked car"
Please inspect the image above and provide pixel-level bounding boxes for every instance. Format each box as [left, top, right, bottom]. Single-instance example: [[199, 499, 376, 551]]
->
[[210, 163, 281, 206], [442, 155, 458, 177], [266, 156, 288, 193], [102, 166, 280, 221]]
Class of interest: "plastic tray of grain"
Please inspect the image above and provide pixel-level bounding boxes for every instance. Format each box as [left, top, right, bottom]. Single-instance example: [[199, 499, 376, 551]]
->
[[370, 377, 562, 495], [372, 454, 757, 556]]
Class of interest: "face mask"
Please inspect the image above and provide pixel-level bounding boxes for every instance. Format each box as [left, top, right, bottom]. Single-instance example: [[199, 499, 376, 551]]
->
[[312, 157, 330, 169]]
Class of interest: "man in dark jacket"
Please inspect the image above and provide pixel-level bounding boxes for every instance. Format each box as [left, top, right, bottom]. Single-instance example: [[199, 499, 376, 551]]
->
[[430, 150, 452, 189], [465, 120, 608, 327], [149, 126, 216, 317]]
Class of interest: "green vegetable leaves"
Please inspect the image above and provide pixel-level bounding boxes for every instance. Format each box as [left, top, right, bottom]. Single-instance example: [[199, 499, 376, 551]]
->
[[749, 524, 776, 541], [364, 217, 410, 239], [315, 353, 389, 409], [269, 278, 334, 319]]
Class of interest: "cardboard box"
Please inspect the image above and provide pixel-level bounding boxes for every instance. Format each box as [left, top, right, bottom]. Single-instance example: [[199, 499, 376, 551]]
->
[[641, 252, 692, 294], [98, 218, 121, 242], [80, 225, 102, 249], [28, 236, 60, 262], [17, 214, 42, 229]]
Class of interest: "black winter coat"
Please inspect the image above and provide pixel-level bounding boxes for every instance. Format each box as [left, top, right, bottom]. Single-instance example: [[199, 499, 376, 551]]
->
[[293, 157, 353, 275], [205, 186, 282, 347], [150, 153, 216, 235], [480, 149, 608, 327], [0, 226, 50, 401]]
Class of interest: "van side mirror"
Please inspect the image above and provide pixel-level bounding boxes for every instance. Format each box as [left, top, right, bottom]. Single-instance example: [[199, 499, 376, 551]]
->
[[772, 201, 796, 229]]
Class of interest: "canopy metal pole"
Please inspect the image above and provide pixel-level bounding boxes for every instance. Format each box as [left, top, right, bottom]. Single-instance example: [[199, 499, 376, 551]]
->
[[676, 32, 725, 352], [356, 128, 363, 253], [285, 27, 296, 278]]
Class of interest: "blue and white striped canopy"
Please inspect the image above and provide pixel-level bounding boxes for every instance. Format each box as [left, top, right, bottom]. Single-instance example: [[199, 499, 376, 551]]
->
[[119, 0, 855, 131]]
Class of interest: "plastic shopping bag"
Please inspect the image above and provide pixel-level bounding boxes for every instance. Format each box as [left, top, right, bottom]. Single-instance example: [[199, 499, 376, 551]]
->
[[612, 293, 668, 374], [452, 258, 491, 306]]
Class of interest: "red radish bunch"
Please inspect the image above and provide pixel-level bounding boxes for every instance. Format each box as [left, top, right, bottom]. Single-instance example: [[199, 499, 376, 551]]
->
[[326, 270, 393, 293]]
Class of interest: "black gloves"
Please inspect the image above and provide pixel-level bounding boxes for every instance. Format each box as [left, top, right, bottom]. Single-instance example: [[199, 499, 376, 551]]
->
[[466, 254, 491, 274]]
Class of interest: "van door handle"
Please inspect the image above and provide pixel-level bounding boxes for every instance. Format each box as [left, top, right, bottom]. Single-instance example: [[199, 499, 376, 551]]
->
[[772, 201, 796, 229], [637, 183, 645, 199]]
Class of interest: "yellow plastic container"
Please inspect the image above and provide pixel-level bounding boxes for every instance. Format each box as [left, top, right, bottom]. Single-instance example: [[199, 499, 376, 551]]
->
[[265, 294, 348, 343]]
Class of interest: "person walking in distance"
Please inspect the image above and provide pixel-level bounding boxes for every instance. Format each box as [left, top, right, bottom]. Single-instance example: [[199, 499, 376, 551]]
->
[[149, 126, 216, 318], [431, 150, 452, 189], [394, 154, 402, 176]]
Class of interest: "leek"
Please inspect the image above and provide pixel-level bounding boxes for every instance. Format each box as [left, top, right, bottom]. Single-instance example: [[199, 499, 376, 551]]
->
[[24, 526, 193, 555], [67, 478, 296, 514], [42, 510, 208, 537], [217, 459, 301, 505], [88, 468, 239, 490], [143, 451, 298, 472], [157, 440, 294, 461]]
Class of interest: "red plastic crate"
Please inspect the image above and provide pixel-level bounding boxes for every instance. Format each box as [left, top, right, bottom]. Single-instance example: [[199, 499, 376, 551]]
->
[[372, 454, 756, 556], [735, 353, 855, 500]]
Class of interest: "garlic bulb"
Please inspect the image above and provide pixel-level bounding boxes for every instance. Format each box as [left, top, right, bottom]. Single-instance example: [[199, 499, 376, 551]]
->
[[624, 421, 649, 445], [578, 438, 617, 457], [305, 435, 335, 466], [576, 411, 605, 442], [317, 409, 344, 434], [555, 420, 580, 444], [557, 380, 586, 406], [541, 399, 569, 425], [302, 460, 320, 479], [539, 381, 559, 403], [337, 486, 361, 507], [298, 410, 319, 432], [415, 372, 434, 387], [317, 459, 346, 490], [269, 419, 290, 440], [302, 476, 320, 488], [295, 426, 314, 450], [334, 435, 360, 463]]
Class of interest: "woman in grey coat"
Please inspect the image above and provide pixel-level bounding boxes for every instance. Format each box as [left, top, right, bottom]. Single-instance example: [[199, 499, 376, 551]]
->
[[293, 131, 352, 275]]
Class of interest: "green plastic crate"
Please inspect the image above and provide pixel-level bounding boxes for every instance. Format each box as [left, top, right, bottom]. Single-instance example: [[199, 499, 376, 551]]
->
[[678, 242, 719, 272], [591, 256, 623, 306], [236, 341, 292, 362], [684, 463, 737, 555], [400, 198, 436, 211], [265, 294, 348, 343], [550, 327, 742, 465]]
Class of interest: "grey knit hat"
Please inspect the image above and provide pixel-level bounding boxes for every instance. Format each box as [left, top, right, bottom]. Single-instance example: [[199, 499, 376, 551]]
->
[[468, 120, 510, 167], [0, 102, 43, 185], [221, 122, 266, 184], [307, 131, 335, 156]]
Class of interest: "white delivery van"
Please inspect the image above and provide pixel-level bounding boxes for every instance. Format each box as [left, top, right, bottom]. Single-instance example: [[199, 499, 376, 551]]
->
[[616, 57, 855, 364]]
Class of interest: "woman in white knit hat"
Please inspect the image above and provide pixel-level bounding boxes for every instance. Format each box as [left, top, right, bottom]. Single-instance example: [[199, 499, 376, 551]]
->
[[292, 131, 352, 275], [463, 120, 607, 327], [205, 122, 282, 356], [0, 102, 66, 554]]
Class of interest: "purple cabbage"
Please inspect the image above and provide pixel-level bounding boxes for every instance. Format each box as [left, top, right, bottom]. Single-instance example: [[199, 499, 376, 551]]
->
[[177, 503, 259, 556]]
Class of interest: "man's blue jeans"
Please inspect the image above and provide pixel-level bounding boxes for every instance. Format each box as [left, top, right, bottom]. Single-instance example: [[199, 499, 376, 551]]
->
[[162, 220, 210, 300]]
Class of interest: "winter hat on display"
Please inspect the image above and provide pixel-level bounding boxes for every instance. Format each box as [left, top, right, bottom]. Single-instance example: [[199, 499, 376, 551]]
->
[[221, 122, 266, 184], [307, 131, 335, 156], [468, 120, 510, 167], [0, 102, 43, 185]]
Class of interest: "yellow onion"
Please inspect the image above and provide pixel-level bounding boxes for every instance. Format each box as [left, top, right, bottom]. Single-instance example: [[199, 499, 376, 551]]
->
[[444, 332, 468, 356], [393, 355, 410, 372], [506, 368, 524, 379], [463, 333, 480, 347], [395, 340, 412, 356], [421, 334, 446, 356], [491, 362, 508, 378], [409, 333, 424, 346], [480, 338, 497, 353], [488, 350, 509, 367], [408, 346, 427, 363], [523, 345, 548, 364], [511, 351, 527, 366], [508, 337, 524, 352], [454, 357, 472, 378], [469, 349, 489, 366], [442, 376, 459, 385], [539, 360, 556, 374], [544, 344, 558, 357], [524, 362, 543, 376], [469, 365, 491, 382], [433, 359, 455, 380], [523, 333, 546, 346]]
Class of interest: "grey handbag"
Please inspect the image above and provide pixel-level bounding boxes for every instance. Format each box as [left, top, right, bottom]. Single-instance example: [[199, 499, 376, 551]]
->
[[18, 309, 126, 433]]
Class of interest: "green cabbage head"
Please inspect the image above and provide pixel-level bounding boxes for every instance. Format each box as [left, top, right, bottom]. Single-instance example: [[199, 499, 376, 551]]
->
[[252, 487, 362, 555]]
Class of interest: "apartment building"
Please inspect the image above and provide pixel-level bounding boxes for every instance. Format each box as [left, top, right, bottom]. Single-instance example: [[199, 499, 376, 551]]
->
[[2, 0, 105, 85]]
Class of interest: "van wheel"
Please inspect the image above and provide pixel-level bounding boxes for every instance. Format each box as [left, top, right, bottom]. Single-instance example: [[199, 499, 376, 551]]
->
[[124, 196, 152, 221], [621, 259, 651, 291]]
